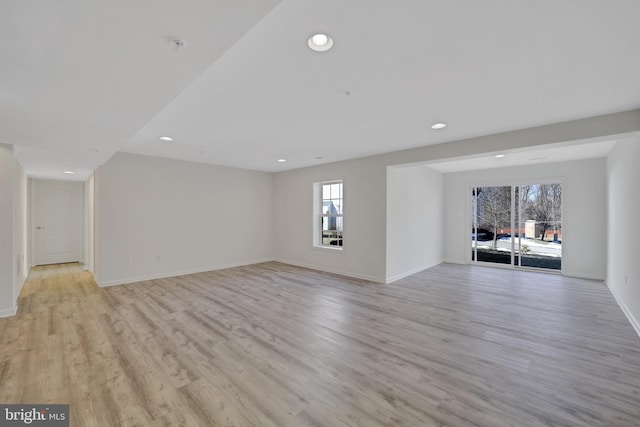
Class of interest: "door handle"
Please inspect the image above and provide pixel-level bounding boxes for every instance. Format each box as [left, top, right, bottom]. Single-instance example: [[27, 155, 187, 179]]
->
[[36, 226, 44, 230]]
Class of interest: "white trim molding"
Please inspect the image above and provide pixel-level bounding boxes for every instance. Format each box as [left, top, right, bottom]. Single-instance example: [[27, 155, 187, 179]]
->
[[0, 306, 17, 318], [273, 258, 384, 284], [607, 281, 640, 339], [563, 271, 606, 281], [444, 258, 467, 265], [95, 258, 274, 288], [386, 261, 443, 284]]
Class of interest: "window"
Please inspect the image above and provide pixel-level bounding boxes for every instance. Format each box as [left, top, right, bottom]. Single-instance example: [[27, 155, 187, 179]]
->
[[316, 180, 343, 248], [471, 183, 562, 271]]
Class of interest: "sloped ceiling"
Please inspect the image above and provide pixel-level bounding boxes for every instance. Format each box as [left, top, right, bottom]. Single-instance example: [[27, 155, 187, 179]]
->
[[1, 0, 283, 179], [2, 0, 640, 179]]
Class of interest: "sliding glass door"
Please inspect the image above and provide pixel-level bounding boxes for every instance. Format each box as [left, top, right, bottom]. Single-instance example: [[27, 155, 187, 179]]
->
[[518, 184, 562, 270], [472, 186, 512, 265], [472, 183, 562, 271]]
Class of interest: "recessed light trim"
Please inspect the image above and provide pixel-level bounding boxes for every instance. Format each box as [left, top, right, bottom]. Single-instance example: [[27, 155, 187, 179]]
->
[[277, 159, 287, 163], [431, 123, 447, 130], [159, 136, 173, 142], [308, 33, 333, 52], [63, 171, 75, 175], [495, 154, 506, 158]]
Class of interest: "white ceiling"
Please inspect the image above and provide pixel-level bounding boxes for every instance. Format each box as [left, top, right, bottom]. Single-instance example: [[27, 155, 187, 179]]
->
[[3, 0, 640, 179]]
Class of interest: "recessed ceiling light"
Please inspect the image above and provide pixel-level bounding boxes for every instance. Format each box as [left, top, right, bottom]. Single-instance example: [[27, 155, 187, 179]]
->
[[63, 171, 75, 175], [277, 159, 287, 163], [431, 123, 447, 130], [159, 136, 173, 141], [308, 33, 333, 52], [495, 154, 506, 158]]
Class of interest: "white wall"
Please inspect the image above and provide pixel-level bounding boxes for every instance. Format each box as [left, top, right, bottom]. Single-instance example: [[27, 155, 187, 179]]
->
[[272, 112, 639, 283], [443, 158, 607, 280], [274, 157, 388, 282], [606, 136, 640, 336], [94, 153, 274, 286], [14, 161, 27, 299], [86, 174, 95, 273], [0, 144, 15, 316], [0, 144, 27, 317], [386, 165, 443, 282]]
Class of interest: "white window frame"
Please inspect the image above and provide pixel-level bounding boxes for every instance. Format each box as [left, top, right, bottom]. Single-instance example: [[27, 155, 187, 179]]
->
[[313, 180, 344, 250], [469, 177, 564, 274]]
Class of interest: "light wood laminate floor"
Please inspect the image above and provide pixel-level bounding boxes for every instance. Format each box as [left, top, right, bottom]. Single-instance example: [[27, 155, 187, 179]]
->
[[1, 262, 640, 426]]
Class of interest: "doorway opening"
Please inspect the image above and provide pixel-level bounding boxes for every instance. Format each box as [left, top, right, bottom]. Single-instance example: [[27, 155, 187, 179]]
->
[[471, 183, 562, 271], [31, 179, 83, 266]]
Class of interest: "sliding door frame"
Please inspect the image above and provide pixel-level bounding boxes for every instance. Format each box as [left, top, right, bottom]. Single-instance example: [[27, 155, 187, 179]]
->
[[468, 177, 565, 274]]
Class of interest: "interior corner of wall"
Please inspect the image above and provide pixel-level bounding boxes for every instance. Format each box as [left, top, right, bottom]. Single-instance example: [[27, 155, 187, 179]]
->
[[93, 274, 103, 287], [15, 272, 26, 301], [607, 280, 640, 339]]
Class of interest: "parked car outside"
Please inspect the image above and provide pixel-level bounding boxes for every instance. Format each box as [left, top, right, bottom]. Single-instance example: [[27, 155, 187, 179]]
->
[[472, 229, 494, 241]]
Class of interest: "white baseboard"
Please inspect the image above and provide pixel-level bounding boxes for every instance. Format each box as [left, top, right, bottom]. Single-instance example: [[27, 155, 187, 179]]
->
[[95, 258, 274, 287], [92, 273, 102, 286], [606, 281, 640, 339], [443, 258, 467, 265], [563, 271, 605, 281], [273, 258, 384, 283], [0, 306, 17, 318], [385, 261, 443, 284]]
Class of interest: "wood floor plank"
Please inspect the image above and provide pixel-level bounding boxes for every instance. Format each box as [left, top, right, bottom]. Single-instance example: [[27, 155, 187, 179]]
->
[[2, 261, 640, 426]]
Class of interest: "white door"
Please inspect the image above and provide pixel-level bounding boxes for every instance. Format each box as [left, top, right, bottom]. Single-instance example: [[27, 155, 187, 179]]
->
[[32, 179, 83, 265]]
